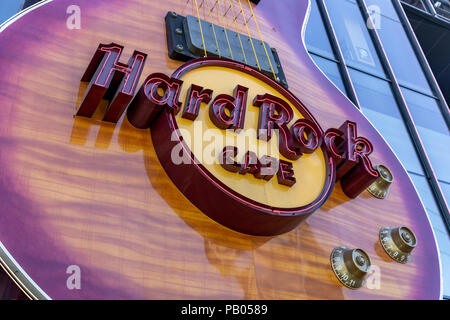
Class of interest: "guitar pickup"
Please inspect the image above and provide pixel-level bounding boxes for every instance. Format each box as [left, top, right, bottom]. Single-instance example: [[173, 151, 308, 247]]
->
[[165, 11, 288, 88]]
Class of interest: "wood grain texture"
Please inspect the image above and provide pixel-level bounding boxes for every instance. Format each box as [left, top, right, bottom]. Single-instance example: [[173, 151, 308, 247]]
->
[[0, 0, 441, 299]]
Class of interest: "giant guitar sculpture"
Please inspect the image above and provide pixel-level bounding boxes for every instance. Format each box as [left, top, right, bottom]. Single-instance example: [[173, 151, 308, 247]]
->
[[0, 0, 441, 299]]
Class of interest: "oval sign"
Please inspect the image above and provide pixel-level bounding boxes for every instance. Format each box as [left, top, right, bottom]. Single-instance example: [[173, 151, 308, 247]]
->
[[143, 58, 337, 235]]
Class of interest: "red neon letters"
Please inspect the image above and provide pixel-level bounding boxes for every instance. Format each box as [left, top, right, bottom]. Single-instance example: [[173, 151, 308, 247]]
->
[[76, 45, 379, 198], [127, 73, 183, 129], [77, 43, 147, 122], [209, 85, 249, 130]]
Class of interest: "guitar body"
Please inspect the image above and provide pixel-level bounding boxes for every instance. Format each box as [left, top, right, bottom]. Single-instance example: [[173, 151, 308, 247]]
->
[[0, 0, 441, 299]]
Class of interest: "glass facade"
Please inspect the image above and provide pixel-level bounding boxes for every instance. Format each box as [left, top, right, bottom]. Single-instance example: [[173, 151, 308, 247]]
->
[[372, 2, 434, 94], [306, 0, 450, 298], [348, 69, 425, 175], [325, 0, 386, 77], [305, 0, 348, 95]]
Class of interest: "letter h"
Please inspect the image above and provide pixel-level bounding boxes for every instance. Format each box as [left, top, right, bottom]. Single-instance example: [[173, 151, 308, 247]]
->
[[76, 43, 147, 123]]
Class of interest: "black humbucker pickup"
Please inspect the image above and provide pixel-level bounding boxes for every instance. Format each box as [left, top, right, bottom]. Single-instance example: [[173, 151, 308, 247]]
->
[[165, 11, 288, 88]]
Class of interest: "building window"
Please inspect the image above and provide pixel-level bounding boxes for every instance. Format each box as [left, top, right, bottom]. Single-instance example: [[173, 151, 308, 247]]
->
[[305, 0, 336, 59], [368, 0, 434, 95], [0, 0, 25, 24], [401, 87, 450, 204], [310, 54, 348, 95], [324, 0, 386, 77], [348, 69, 424, 175]]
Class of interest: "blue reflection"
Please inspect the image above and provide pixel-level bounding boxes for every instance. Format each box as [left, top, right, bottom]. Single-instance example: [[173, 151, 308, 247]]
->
[[0, 0, 24, 24], [377, 17, 433, 95], [364, 0, 435, 95], [324, 0, 386, 77], [310, 53, 347, 95], [401, 87, 450, 186], [365, 0, 401, 21], [305, 0, 336, 59], [348, 68, 424, 174]]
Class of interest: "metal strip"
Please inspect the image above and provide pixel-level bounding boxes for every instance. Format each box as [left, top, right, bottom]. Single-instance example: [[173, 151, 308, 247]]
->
[[423, 0, 438, 15], [307, 50, 340, 64], [0, 243, 50, 300], [357, 0, 450, 234]]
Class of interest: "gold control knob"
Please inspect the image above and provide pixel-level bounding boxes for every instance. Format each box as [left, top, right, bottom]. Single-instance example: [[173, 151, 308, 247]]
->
[[367, 165, 393, 199], [330, 247, 372, 289], [379, 226, 417, 263]]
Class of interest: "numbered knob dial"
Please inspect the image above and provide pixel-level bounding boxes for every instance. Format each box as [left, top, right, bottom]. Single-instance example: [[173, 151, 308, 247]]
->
[[379, 226, 417, 263], [330, 247, 372, 289], [367, 165, 393, 199]]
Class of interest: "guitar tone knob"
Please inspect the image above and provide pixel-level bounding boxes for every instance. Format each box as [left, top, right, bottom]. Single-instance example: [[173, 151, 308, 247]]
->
[[330, 247, 372, 289], [379, 226, 417, 263], [367, 165, 393, 199]]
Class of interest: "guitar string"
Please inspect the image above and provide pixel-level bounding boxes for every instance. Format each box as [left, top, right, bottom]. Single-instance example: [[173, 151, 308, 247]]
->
[[215, 0, 234, 60], [181, 0, 191, 16], [225, 0, 247, 65], [194, 0, 208, 57], [205, 0, 221, 57], [181, 0, 270, 74], [210, 0, 218, 12], [237, 0, 261, 71], [182, 0, 195, 19], [246, 0, 276, 80]]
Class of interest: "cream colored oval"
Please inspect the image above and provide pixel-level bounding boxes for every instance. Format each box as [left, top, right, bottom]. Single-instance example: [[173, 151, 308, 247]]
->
[[175, 66, 327, 208]]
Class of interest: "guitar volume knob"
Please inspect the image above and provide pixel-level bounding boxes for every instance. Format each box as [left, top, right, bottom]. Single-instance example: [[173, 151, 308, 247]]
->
[[379, 226, 417, 263], [367, 165, 393, 199], [330, 247, 372, 289]]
